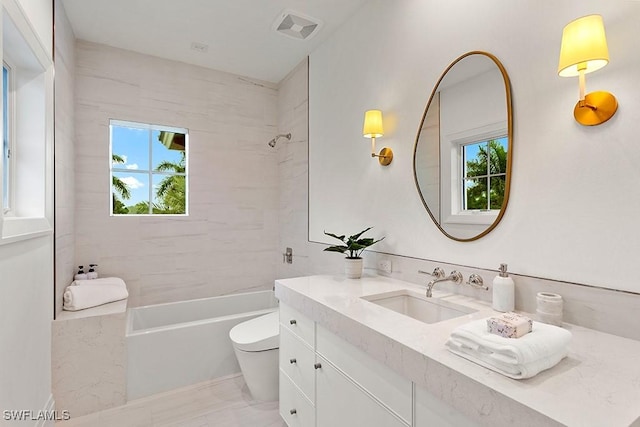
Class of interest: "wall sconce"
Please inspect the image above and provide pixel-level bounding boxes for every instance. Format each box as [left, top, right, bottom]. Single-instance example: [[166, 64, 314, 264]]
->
[[362, 109, 393, 166], [558, 14, 618, 126]]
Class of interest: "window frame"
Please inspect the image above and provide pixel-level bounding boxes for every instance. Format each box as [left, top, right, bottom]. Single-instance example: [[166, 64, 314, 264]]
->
[[109, 119, 189, 216], [2, 60, 15, 215], [0, 0, 55, 245], [461, 136, 508, 212], [441, 123, 507, 227]]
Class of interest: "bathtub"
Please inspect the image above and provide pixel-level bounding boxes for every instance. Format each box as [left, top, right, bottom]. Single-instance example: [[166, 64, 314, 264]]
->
[[126, 290, 278, 400]]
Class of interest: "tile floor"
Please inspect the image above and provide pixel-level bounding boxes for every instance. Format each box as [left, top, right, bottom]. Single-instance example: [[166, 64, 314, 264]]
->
[[56, 374, 286, 427]]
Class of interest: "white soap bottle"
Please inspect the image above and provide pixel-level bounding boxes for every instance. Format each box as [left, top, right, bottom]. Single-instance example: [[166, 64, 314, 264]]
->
[[74, 265, 88, 281], [87, 264, 98, 280], [492, 263, 514, 312]]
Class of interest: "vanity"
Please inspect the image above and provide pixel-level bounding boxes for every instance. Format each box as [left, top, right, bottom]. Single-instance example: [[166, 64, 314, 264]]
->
[[275, 275, 640, 427]]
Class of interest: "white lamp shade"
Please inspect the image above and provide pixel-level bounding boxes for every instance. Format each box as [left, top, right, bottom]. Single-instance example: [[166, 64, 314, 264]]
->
[[558, 14, 609, 77]]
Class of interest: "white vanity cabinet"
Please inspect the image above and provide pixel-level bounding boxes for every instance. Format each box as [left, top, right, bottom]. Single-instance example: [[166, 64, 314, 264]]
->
[[279, 303, 411, 427], [279, 304, 316, 427], [315, 354, 408, 427]]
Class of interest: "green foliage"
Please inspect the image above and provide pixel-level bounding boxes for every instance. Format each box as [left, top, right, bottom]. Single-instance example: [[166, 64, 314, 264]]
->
[[112, 196, 129, 214], [111, 154, 131, 201], [464, 140, 507, 210], [111, 151, 186, 215], [154, 152, 186, 214], [111, 154, 131, 215], [323, 227, 384, 259]]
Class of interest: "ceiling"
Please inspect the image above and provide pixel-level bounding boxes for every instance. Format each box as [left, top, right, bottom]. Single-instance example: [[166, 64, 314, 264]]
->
[[61, 0, 369, 83]]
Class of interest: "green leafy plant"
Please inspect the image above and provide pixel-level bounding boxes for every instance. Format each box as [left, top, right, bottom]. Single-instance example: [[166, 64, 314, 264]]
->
[[323, 227, 384, 259]]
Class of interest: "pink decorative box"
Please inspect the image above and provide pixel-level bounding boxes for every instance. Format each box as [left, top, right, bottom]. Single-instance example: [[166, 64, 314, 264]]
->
[[487, 312, 533, 338]]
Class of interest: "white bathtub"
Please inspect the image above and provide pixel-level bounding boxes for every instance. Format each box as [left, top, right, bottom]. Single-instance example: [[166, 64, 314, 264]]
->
[[126, 290, 278, 400]]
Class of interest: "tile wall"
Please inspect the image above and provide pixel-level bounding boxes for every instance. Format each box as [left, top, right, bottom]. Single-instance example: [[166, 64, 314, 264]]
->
[[54, 0, 76, 316], [73, 41, 280, 307]]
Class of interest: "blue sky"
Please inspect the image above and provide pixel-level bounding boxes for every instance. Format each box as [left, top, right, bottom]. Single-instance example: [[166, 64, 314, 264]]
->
[[111, 125, 184, 206]]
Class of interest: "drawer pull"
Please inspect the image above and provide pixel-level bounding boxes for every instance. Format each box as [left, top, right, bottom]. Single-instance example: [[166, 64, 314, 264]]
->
[[314, 363, 322, 369], [289, 358, 297, 364], [290, 409, 297, 415], [289, 319, 297, 325]]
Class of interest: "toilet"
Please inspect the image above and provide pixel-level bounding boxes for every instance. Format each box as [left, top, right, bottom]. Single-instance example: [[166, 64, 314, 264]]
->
[[229, 310, 280, 401]]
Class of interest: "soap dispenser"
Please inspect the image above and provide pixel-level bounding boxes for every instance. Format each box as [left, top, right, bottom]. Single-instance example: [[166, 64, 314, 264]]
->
[[74, 266, 88, 281], [492, 263, 515, 312], [87, 264, 98, 280]]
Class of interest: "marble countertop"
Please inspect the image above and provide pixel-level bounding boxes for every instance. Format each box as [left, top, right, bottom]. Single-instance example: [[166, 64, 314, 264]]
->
[[275, 274, 640, 427]]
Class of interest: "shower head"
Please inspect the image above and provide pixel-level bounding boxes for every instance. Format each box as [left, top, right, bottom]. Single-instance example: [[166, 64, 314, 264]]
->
[[267, 133, 292, 148]]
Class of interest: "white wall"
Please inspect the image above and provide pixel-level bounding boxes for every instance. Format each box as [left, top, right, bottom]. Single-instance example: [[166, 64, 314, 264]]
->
[[74, 41, 280, 307], [0, 0, 53, 423], [54, 0, 75, 317], [309, 0, 640, 293]]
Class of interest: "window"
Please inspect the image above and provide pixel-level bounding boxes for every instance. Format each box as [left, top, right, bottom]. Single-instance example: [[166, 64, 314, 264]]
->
[[0, 3, 53, 244], [461, 136, 508, 211], [2, 63, 11, 213], [110, 120, 188, 215]]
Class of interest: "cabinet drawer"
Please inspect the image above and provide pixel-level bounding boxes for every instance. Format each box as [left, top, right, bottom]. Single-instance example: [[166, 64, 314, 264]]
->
[[316, 355, 408, 427], [280, 326, 316, 402], [280, 371, 315, 427], [316, 324, 412, 424], [280, 303, 315, 346]]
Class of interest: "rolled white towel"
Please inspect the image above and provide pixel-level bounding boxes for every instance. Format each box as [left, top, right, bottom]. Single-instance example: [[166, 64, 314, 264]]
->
[[446, 318, 572, 379], [63, 282, 128, 311], [71, 277, 126, 287]]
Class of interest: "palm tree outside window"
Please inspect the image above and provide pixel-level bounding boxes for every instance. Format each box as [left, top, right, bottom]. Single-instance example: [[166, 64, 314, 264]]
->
[[110, 120, 188, 215]]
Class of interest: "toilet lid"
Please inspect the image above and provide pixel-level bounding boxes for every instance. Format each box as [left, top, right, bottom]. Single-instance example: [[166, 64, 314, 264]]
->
[[229, 311, 279, 352]]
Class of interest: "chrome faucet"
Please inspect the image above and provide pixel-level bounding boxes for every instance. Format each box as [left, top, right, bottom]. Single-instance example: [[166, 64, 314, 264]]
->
[[419, 268, 463, 297]]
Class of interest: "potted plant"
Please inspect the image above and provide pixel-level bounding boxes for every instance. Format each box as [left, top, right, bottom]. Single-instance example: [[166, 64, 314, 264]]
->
[[324, 227, 384, 279]]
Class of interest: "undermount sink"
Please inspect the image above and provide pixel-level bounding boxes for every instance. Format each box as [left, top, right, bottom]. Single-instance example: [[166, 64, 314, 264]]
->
[[362, 289, 476, 324]]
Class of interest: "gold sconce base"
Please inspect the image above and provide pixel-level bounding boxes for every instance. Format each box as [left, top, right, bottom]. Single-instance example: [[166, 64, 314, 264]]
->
[[574, 91, 618, 126], [373, 147, 393, 166]]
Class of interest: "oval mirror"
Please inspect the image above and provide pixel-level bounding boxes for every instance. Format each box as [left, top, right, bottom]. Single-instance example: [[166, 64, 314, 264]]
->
[[413, 51, 513, 241]]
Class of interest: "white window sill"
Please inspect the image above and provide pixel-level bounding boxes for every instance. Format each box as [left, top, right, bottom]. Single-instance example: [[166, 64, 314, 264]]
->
[[0, 216, 53, 245], [443, 211, 498, 226]]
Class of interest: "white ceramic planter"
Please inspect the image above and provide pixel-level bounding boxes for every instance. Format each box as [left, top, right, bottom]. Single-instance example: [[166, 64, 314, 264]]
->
[[344, 258, 364, 279]]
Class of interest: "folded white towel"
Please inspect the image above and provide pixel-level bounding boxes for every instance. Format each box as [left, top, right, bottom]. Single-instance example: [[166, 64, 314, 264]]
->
[[446, 318, 572, 379], [63, 281, 128, 311], [71, 277, 126, 287]]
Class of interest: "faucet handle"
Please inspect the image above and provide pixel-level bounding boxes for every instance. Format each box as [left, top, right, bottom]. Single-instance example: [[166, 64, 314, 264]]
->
[[449, 270, 463, 285], [466, 273, 489, 290], [418, 267, 445, 279]]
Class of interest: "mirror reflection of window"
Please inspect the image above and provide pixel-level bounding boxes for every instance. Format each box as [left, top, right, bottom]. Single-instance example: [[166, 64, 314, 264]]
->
[[462, 137, 507, 211]]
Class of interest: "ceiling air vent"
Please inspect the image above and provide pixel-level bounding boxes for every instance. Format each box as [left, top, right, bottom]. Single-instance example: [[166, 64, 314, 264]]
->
[[273, 9, 323, 41]]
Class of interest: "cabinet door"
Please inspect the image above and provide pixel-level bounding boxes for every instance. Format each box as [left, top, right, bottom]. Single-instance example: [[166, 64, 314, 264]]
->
[[280, 371, 315, 427], [316, 356, 408, 427], [280, 326, 316, 402], [414, 383, 479, 427]]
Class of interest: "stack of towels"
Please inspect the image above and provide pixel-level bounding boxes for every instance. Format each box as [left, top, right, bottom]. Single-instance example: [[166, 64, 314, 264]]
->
[[63, 277, 129, 311], [446, 312, 572, 379]]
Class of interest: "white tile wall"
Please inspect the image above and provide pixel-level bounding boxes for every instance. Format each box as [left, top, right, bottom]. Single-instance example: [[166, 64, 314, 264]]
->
[[54, 0, 76, 316], [74, 41, 279, 307]]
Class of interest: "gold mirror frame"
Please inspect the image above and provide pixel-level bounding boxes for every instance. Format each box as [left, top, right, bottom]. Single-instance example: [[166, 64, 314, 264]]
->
[[412, 51, 513, 242]]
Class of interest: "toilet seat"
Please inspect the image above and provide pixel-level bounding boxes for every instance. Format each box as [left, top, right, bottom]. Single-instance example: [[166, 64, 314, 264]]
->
[[229, 311, 279, 352]]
